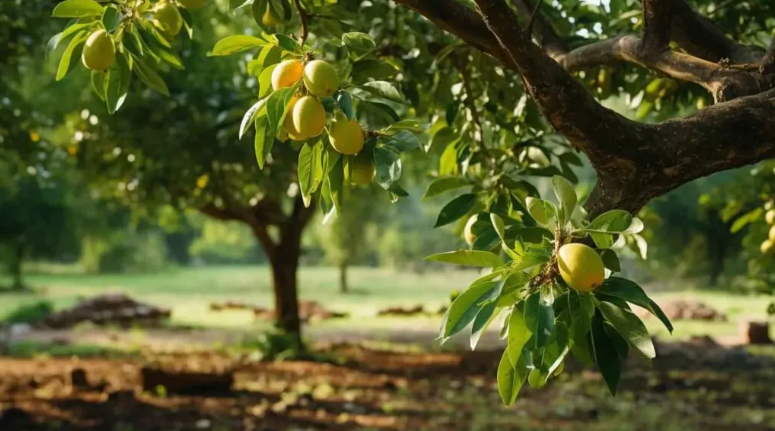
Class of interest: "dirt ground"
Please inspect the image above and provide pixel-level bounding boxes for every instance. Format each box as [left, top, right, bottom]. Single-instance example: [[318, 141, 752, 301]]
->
[[2, 338, 775, 431]]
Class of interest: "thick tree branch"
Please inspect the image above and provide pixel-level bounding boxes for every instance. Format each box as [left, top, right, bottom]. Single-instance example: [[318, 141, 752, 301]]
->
[[393, 0, 506, 63], [585, 88, 775, 215], [556, 36, 774, 103], [641, 0, 672, 55], [472, 0, 642, 170]]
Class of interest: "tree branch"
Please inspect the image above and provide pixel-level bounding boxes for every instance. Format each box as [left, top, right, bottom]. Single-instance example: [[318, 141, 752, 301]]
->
[[585, 88, 775, 215], [509, 0, 566, 58], [556, 36, 773, 103], [292, 0, 309, 45], [641, 0, 672, 55], [669, 0, 761, 63], [471, 0, 641, 168]]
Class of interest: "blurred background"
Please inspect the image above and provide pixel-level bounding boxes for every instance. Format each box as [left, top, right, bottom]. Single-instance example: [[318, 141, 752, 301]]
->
[[2, 0, 775, 430]]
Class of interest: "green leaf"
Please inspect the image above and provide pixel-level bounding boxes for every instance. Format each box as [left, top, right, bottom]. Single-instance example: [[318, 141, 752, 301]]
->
[[249, 45, 282, 75], [423, 177, 470, 199], [91, 70, 107, 101], [342, 32, 376, 59], [254, 120, 271, 169], [298, 143, 315, 207], [358, 101, 400, 124], [47, 23, 91, 54], [591, 312, 621, 395], [385, 119, 424, 134], [471, 302, 499, 350], [434, 193, 477, 228], [540, 321, 569, 377], [590, 232, 615, 249], [598, 300, 655, 359], [552, 175, 577, 226], [101, 6, 121, 33], [425, 250, 505, 268], [374, 147, 402, 189], [506, 302, 532, 366], [731, 207, 762, 233], [210, 35, 267, 56], [600, 249, 621, 272], [524, 293, 554, 350], [133, 56, 170, 96], [52, 0, 104, 17], [507, 227, 554, 244], [382, 130, 421, 152], [431, 127, 460, 152], [510, 246, 551, 272], [240, 99, 267, 140], [266, 87, 296, 137], [272, 34, 299, 53], [360, 81, 404, 103], [351, 59, 399, 84], [105, 56, 131, 114], [258, 63, 278, 98], [335, 91, 354, 120], [497, 349, 528, 406], [328, 156, 345, 212], [441, 281, 500, 340], [587, 210, 633, 233], [597, 277, 673, 333], [568, 292, 594, 366], [136, 25, 184, 69], [56, 30, 87, 81], [525, 197, 549, 225], [491, 214, 506, 241]]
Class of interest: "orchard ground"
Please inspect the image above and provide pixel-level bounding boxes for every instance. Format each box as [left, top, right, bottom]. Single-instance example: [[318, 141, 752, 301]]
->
[[1, 266, 774, 431]]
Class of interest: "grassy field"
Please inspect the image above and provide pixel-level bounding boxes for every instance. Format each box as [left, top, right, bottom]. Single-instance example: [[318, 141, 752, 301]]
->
[[0, 265, 769, 341]]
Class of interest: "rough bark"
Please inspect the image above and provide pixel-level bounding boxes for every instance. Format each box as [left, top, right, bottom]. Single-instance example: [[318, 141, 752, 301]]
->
[[200, 195, 314, 340], [394, 0, 775, 217]]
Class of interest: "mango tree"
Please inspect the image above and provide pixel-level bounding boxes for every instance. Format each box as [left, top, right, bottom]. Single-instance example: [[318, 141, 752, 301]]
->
[[45, 0, 775, 402]]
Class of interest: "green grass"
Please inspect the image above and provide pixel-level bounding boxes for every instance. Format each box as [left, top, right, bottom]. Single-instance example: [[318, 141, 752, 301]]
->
[[0, 265, 769, 341]]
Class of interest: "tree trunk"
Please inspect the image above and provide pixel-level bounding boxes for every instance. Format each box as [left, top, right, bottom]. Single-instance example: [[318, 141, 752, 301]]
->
[[269, 240, 302, 339], [339, 262, 349, 294], [10, 243, 25, 291]]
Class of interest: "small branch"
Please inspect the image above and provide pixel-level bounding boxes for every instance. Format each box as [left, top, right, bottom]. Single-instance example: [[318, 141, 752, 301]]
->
[[455, 54, 486, 150], [524, 0, 542, 43], [641, 0, 673, 55], [293, 0, 309, 45], [509, 0, 567, 58]]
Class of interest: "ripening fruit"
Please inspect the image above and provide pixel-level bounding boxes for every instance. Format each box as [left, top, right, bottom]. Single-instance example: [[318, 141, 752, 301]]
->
[[463, 215, 477, 246], [766, 209, 775, 225], [303, 60, 340, 97], [329, 113, 364, 155], [770, 225, 775, 243], [282, 96, 305, 141], [262, 5, 278, 26], [292, 96, 326, 138], [153, 1, 183, 36], [81, 30, 115, 71], [271, 59, 303, 91], [278, 129, 289, 142], [761, 240, 774, 255], [177, 0, 204, 8], [557, 243, 605, 292], [350, 151, 375, 186]]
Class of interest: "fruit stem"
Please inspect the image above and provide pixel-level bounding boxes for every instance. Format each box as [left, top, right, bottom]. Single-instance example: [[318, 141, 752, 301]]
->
[[293, 0, 310, 46]]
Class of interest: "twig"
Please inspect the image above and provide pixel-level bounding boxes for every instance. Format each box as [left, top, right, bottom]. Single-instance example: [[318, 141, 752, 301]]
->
[[525, 0, 541, 41], [292, 0, 309, 46]]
